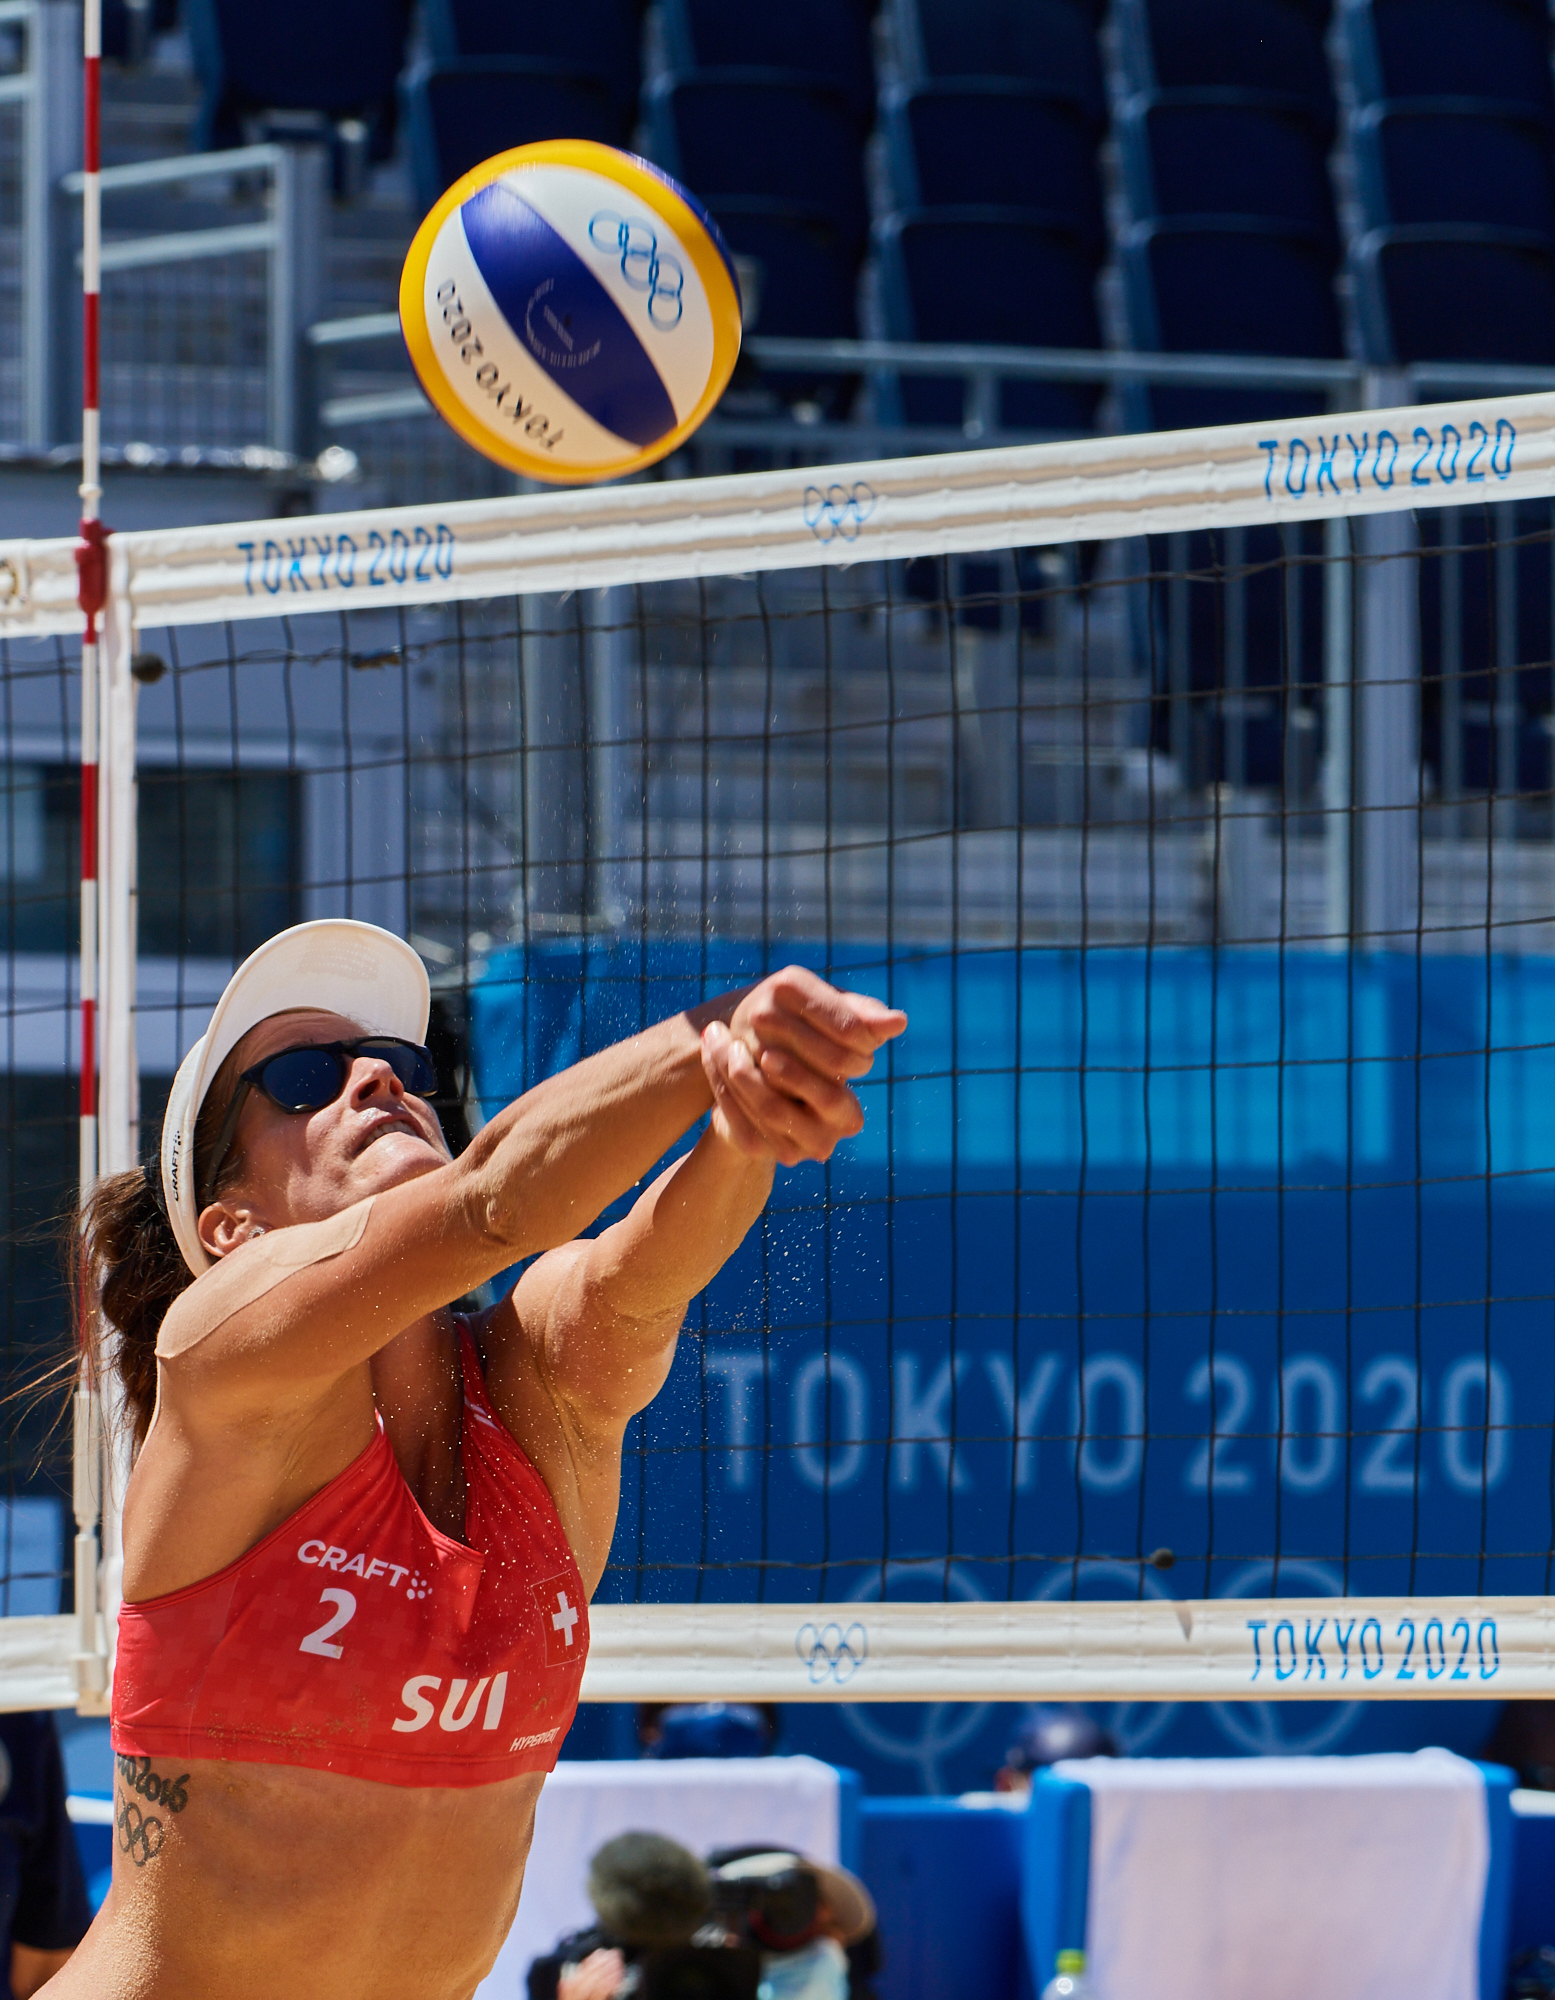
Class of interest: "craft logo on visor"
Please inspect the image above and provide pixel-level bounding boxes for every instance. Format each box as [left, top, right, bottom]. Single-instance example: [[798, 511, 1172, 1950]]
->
[[532, 1576, 586, 1666]]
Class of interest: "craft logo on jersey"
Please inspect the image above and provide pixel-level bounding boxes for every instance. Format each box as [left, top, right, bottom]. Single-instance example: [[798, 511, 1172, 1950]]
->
[[297, 1537, 428, 1597], [532, 1575, 586, 1667]]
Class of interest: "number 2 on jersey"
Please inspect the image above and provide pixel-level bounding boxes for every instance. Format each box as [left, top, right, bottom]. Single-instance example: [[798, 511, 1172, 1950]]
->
[[300, 1587, 357, 1659]]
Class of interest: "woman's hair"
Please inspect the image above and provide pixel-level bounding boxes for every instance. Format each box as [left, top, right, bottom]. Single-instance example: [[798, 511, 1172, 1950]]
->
[[74, 1040, 249, 1451]]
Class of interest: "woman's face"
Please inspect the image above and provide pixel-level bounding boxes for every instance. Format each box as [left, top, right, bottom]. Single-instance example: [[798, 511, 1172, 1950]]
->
[[197, 1009, 451, 1257]]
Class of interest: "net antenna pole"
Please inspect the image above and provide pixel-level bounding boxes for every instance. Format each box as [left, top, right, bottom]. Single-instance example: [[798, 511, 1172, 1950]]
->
[[71, 0, 108, 1704]]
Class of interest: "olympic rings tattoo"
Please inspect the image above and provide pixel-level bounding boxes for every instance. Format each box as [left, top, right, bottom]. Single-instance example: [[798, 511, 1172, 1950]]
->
[[117, 1796, 164, 1868]]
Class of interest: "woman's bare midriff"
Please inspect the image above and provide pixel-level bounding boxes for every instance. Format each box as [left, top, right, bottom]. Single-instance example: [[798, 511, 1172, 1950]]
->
[[50, 1754, 548, 2000]]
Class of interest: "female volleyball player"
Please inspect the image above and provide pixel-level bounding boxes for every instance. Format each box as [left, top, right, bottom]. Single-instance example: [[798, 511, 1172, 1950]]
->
[[52, 919, 904, 2000]]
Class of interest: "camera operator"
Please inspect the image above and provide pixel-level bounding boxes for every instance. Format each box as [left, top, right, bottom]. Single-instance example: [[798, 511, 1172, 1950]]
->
[[528, 1832, 760, 2000], [707, 1849, 879, 2000]]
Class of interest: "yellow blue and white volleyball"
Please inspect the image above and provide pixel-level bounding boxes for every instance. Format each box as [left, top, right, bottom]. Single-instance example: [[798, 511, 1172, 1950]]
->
[[400, 139, 742, 483]]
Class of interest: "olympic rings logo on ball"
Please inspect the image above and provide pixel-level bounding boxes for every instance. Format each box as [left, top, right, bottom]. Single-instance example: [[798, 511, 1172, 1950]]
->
[[795, 1620, 869, 1686], [588, 212, 686, 329], [804, 482, 877, 543]]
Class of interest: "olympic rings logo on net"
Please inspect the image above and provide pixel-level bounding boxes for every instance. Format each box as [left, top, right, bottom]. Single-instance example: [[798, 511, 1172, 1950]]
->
[[803, 482, 877, 543], [588, 213, 685, 329], [795, 1620, 869, 1686]]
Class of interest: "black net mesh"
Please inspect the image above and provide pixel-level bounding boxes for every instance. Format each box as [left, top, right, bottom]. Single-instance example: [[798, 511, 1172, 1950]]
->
[[6, 498, 1555, 1631]]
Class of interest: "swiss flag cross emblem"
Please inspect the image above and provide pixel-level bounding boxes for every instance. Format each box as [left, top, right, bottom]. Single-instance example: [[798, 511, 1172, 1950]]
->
[[532, 1576, 587, 1667]]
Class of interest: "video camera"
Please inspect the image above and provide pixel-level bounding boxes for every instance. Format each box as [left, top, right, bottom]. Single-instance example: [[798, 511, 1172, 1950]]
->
[[709, 1854, 821, 1953]]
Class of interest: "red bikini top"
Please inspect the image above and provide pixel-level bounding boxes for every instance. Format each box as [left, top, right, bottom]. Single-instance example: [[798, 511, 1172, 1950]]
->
[[112, 1325, 589, 1788]]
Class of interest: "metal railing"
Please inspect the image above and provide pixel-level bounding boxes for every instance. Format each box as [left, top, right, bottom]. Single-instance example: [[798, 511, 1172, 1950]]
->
[[304, 319, 1555, 461], [63, 143, 326, 455]]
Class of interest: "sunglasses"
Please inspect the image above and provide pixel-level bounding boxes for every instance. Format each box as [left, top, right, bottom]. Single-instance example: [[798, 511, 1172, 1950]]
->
[[199, 1036, 439, 1206]]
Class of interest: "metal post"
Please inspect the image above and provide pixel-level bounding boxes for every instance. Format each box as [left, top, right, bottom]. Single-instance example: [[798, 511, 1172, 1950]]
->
[[269, 142, 326, 455], [1495, 528, 1519, 842], [1323, 514, 1352, 948], [521, 594, 589, 925], [1353, 509, 1422, 949], [22, 2, 79, 447], [587, 586, 635, 930]]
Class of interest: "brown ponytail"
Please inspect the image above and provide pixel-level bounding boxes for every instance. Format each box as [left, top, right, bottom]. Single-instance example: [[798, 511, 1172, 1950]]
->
[[74, 1040, 250, 1452], [76, 1168, 190, 1451]]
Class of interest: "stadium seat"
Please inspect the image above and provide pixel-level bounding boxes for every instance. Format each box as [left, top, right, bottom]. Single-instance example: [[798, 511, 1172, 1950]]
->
[[423, 0, 643, 129], [660, 0, 876, 130], [1343, 0, 1555, 118], [875, 208, 1103, 433], [1120, 217, 1344, 427], [1352, 102, 1555, 237], [892, 0, 1107, 128], [402, 60, 620, 216], [706, 197, 862, 408], [185, 0, 413, 154], [102, 0, 179, 65], [1118, 94, 1338, 252], [645, 71, 870, 257], [1114, 0, 1335, 130], [1353, 225, 1555, 363], [884, 85, 1106, 259]]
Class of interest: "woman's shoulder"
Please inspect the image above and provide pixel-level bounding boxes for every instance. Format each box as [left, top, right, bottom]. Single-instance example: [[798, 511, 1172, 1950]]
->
[[157, 1200, 377, 1360]]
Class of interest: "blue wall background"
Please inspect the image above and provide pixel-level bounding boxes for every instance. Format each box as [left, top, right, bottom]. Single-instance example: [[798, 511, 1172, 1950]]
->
[[470, 940, 1555, 1791]]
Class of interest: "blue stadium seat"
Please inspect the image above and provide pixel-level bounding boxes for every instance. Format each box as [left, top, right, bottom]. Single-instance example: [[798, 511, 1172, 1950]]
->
[[660, 0, 876, 130], [403, 59, 620, 216], [186, 0, 413, 153], [424, 0, 642, 129], [706, 199, 860, 413], [884, 85, 1105, 259], [1121, 218, 1344, 427], [1118, 93, 1338, 251], [102, 0, 179, 65], [875, 208, 1103, 432], [1115, 0, 1335, 130], [1353, 225, 1555, 363], [892, 0, 1106, 127], [1352, 102, 1555, 236], [1343, 0, 1555, 118], [645, 71, 870, 257]]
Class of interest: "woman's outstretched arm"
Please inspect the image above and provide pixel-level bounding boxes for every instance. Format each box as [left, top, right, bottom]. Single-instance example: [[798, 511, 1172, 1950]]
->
[[158, 969, 902, 1412], [482, 991, 906, 1583]]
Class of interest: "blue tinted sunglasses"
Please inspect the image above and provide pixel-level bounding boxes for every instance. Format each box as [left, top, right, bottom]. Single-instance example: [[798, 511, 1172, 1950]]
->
[[199, 1036, 438, 1205]]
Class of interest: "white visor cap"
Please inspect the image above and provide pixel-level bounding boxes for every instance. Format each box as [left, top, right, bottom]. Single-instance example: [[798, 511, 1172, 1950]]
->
[[160, 919, 431, 1276]]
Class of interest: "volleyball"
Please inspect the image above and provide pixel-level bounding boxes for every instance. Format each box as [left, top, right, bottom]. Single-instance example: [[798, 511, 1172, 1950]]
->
[[399, 139, 742, 483]]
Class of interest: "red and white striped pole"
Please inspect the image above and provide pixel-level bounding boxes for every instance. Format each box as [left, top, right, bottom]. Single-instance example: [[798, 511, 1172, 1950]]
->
[[76, 0, 102, 1203], [72, 0, 107, 1699]]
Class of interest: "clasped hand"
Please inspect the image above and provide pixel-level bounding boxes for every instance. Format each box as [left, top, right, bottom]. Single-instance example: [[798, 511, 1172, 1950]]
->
[[699, 966, 906, 1168]]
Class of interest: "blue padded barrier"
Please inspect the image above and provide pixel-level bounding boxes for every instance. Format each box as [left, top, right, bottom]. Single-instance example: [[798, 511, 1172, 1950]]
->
[[1021, 1775, 1091, 1992], [1509, 1795, 1555, 1958], [860, 1797, 1033, 2000], [645, 70, 870, 258], [1114, 0, 1334, 130], [891, 0, 1106, 128], [1482, 1764, 1517, 2000], [1352, 223, 1555, 366], [1117, 91, 1338, 251], [1351, 101, 1555, 238], [1342, 0, 1555, 119], [402, 58, 620, 216], [883, 84, 1105, 257], [661, 0, 876, 131], [423, 0, 642, 127], [874, 207, 1103, 432]]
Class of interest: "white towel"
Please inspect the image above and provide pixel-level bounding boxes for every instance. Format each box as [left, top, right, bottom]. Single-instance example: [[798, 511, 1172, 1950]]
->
[[1055, 1750, 1490, 2000], [475, 1755, 843, 1998]]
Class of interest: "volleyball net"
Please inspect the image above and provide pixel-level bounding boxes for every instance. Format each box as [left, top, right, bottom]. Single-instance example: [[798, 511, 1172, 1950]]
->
[[7, 385, 1555, 1710]]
